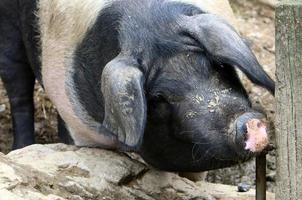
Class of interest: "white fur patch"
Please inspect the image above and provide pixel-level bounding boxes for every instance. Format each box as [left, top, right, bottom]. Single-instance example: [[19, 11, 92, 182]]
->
[[37, 0, 116, 147], [38, 0, 110, 44], [166, 0, 238, 28]]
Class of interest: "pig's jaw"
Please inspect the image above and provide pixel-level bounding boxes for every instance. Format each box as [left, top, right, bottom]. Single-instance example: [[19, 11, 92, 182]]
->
[[244, 119, 269, 153]]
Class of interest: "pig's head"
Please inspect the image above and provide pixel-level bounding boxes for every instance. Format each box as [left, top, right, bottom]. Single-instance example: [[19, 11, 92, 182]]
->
[[140, 14, 274, 171], [101, 12, 274, 171]]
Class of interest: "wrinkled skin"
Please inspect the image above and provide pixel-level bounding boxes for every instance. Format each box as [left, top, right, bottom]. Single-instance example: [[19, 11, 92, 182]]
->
[[0, 0, 274, 171]]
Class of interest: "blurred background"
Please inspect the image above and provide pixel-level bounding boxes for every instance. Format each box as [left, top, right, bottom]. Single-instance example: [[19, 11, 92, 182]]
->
[[0, 0, 276, 192]]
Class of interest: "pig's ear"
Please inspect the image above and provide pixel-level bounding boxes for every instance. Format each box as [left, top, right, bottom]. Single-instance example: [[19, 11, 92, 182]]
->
[[180, 14, 275, 94], [101, 56, 146, 149]]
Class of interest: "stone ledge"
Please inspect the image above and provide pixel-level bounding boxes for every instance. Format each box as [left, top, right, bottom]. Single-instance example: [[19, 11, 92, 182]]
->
[[0, 144, 274, 200]]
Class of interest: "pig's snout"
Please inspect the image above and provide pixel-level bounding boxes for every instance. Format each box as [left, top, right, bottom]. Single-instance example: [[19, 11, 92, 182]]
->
[[235, 113, 269, 153], [244, 119, 268, 152]]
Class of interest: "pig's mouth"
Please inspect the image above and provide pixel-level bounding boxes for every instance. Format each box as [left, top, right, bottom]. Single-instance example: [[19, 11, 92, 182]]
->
[[235, 112, 270, 154]]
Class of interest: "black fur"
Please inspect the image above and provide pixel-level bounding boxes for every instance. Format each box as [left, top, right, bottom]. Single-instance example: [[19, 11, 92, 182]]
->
[[19, 0, 42, 82], [0, 0, 36, 149], [0, 0, 70, 149], [72, 5, 122, 124]]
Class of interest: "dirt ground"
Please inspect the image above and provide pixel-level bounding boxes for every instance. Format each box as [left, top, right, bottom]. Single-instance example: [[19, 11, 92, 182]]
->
[[0, 0, 276, 192]]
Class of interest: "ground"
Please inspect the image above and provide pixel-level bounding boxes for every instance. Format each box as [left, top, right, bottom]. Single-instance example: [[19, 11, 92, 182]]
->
[[0, 0, 276, 192]]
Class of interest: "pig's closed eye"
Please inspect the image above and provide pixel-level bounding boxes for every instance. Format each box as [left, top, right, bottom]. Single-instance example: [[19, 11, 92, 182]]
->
[[166, 94, 186, 103], [150, 79, 190, 103], [150, 92, 167, 103], [154, 94, 166, 102], [150, 92, 184, 104]]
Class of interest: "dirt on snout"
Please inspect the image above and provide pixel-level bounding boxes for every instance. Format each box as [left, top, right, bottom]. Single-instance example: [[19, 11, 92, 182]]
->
[[0, 0, 276, 192]]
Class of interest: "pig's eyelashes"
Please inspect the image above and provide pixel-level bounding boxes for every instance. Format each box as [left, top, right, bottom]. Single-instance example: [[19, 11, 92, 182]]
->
[[150, 92, 186, 104]]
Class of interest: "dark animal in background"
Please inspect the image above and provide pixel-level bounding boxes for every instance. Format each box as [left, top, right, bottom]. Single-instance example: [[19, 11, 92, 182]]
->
[[0, 0, 274, 172]]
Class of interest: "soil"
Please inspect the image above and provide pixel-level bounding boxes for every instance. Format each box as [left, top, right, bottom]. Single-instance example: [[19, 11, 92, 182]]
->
[[0, 0, 276, 192]]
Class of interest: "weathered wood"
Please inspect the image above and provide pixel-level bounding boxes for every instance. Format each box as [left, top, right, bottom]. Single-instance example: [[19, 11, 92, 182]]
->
[[276, 1, 302, 200], [0, 144, 276, 200]]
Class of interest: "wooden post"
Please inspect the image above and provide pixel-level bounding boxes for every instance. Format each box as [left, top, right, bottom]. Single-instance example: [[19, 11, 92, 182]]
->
[[276, 1, 302, 200], [256, 154, 266, 200]]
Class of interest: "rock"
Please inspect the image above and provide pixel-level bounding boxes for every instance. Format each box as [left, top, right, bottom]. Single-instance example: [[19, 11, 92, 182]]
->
[[237, 183, 251, 192], [179, 172, 208, 182], [0, 104, 5, 113], [197, 182, 275, 200], [257, 0, 277, 8], [0, 144, 275, 200]]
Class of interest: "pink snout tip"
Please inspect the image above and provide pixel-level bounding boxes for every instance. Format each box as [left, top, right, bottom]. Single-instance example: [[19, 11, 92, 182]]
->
[[244, 119, 269, 153]]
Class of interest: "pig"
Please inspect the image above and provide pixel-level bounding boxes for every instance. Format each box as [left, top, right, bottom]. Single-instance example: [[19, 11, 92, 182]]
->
[[0, 0, 274, 172]]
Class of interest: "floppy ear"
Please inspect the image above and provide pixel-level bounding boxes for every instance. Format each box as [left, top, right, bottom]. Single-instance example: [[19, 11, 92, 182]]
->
[[180, 14, 275, 94], [101, 56, 146, 149]]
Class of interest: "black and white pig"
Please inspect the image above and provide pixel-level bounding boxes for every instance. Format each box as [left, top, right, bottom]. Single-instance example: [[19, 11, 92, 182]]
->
[[0, 0, 274, 172]]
